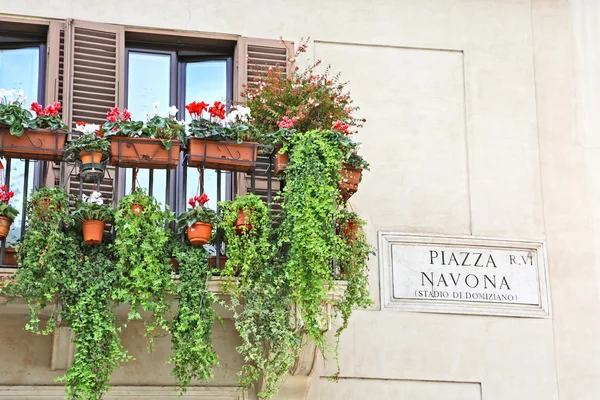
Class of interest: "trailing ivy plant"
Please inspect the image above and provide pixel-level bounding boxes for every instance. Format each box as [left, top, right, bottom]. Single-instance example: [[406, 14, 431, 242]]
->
[[331, 208, 374, 377], [6, 188, 77, 334], [113, 187, 174, 349], [0, 188, 128, 399], [169, 240, 220, 393], [55, 241, 130, 400], [278, 130, 344, 346], [220, 194, 300, 399]]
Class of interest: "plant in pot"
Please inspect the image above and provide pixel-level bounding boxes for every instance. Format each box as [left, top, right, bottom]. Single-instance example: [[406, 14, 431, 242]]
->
[[0, 185, 17, 240], [114, 187, 174, 348], [0, 88, 33, 136], [219, 194, 301, 398], [337, 136, 370, 200], [169, 242, 220, 393], [242, 38, 365, 176], [177, 193, 218, 246], [5, 187, 74, 335], [185, 101, 261, 172], [1, 187, 129, 400], [277, 130, 344, 345], [331, 208, 374, 378], [67, 122, 110, 179], [104, 105, 183, 169], [72, 191, 113, 245]]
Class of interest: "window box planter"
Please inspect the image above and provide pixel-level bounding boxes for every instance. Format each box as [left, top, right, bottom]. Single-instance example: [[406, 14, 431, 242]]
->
[[0, 127, 66, 161], [186, 138, 258, 172], [108, 136, 181, 169], [2, 248, 17, 266], [339, 164, 362, 200]]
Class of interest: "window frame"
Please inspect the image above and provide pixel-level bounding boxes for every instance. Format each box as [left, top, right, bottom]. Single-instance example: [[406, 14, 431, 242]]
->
[[0, 26, 50, 255], [122, 44, 235, 215]]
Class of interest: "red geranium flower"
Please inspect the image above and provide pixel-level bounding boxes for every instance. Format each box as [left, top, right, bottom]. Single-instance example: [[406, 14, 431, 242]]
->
[[30, 102, 43, 116]]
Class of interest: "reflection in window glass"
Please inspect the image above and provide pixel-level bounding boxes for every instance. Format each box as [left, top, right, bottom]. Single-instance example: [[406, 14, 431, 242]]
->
[[185, 60, 228, 210], [126, 52, 171, 206], [0, 47, 39, 100], [0, 47, 40, 244]]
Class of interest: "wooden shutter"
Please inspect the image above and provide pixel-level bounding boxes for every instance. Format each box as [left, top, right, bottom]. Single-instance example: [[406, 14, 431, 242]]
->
[[235, 37, 293, 217], [50, 20, 125, 202], [63, 19, 125, 127]]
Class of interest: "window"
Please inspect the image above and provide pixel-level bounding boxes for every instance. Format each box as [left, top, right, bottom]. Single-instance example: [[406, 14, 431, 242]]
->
[[0, 29, 46, 244], [123, 45, 233, 214]]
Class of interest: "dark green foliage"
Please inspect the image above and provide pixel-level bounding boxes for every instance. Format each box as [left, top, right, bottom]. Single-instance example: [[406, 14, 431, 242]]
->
[[64, 134, 110, 162], [220, 194, 300, 399], [170, 242, 220, 393], [113, 187, 174, 349], [55, 243, 130, 400], [72, 202, 114, 224]]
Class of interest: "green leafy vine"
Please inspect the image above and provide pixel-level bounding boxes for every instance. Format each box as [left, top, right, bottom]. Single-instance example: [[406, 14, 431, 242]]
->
[[113, 187, 174, 349], [169, 241, 220, 393]]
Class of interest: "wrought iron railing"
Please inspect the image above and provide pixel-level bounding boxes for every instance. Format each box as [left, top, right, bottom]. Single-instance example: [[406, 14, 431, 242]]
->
[[0, 135, 278, 271]]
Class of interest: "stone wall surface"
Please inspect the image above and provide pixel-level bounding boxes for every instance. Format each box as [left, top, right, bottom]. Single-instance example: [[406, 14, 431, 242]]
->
[[1, 0, 599, 399]]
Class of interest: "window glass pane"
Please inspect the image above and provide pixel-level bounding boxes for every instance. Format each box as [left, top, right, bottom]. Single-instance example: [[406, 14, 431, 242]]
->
[[185, 60, 228, 210], [126, 52, 171, 206], [0, 47, 39, 245], [0, 47, 39, 101], [2, 158, 35, 246]]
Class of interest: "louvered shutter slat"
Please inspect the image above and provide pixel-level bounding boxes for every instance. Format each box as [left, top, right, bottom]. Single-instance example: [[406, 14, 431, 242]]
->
[[237, 38, 293, 219], [59, 20, 124, 204]]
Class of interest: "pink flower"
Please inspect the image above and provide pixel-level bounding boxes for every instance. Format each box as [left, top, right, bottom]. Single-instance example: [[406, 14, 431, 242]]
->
[[276, 116, 298, 129]]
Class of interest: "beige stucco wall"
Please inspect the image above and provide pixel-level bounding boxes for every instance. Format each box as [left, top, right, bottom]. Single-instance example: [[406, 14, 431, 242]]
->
[[1, 0, 599, 399]]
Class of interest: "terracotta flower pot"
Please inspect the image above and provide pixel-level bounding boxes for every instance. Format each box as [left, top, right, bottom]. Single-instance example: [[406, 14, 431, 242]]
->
[[130, 202, 144, 216], [79, 151, 105, 178], [234, 209, 253, 235], [187, 138, 258, 172], [2, 247, 17, 266], [0, 216, 12, 239], [339, 164, 362, 201], [209, 256, 228, 271], [339, 219, 360, 241], [109, 137, 181, 169], [169, 257, 180, 273], [273, 148, 289, 176], [82, 220, 105, 245], [187, 222, 213, 245], [0, 127, 66, 161]]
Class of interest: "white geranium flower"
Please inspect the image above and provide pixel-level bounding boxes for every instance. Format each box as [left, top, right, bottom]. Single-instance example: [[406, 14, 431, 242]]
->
[[168, 105, 178, 117], [74, 123, 100, 135], [153, 102, 160, 116], [82, 191, 104, 205]]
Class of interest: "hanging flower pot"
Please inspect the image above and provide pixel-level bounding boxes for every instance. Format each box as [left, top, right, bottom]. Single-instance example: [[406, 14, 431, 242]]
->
[[177, 194, 218, 245], [0, 216, 12, 239], [234, 209, 253, 235], [187, 222, 213, 246], [79, 151, 106, 179], [273, 147, 289, 176], [340, 219, 360, 241], [339, 164, 362, 201], [82, 220, 105, 245], [130, 202, 144, 216]]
